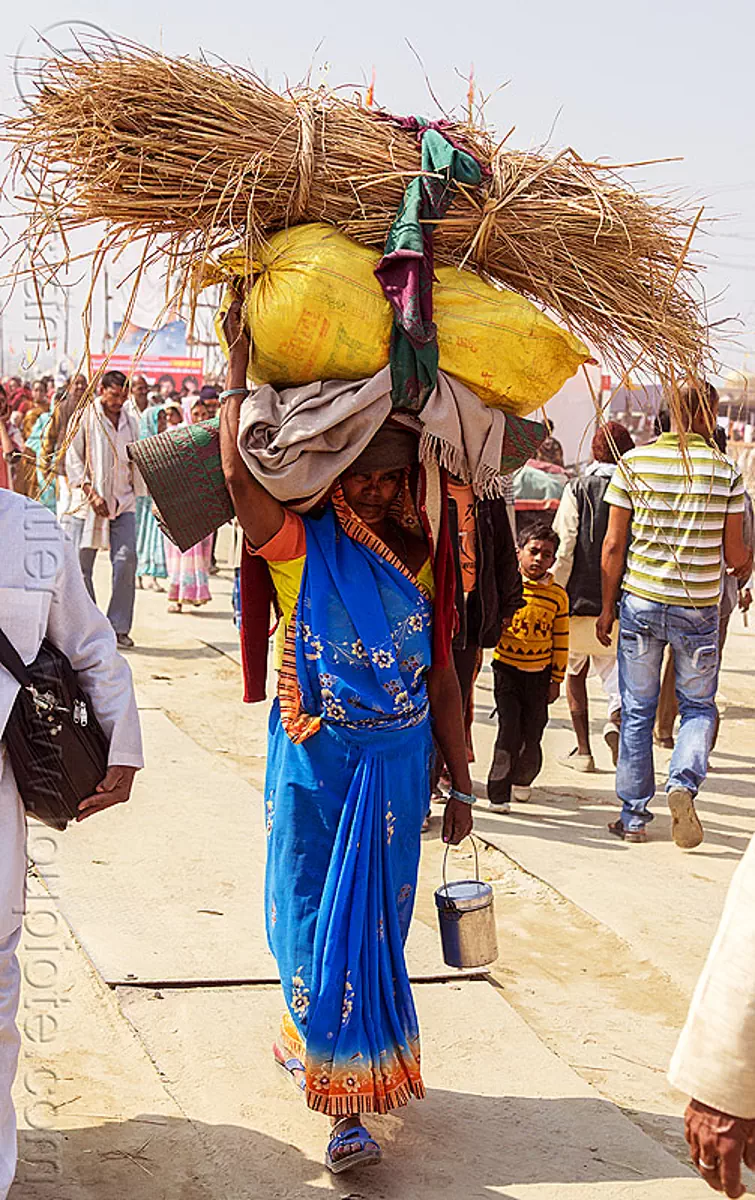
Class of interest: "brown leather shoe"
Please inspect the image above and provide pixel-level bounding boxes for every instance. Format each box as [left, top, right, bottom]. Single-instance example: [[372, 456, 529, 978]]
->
[[608, 819, 647, 844]]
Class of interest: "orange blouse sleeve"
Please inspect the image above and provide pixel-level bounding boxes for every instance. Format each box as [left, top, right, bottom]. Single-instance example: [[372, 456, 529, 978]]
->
[[253, 509, 306, 563]]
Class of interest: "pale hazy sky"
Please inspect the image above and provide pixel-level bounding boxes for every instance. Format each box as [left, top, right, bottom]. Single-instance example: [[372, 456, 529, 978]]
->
[[1, 0, 754, 374]]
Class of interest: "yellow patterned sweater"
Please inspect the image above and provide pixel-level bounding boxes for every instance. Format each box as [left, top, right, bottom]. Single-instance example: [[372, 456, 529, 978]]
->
[[493, 573, 569, 682]]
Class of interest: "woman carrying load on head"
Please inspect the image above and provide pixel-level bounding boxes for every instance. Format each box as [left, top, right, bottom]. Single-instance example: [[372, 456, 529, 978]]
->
[[219, 298, 474, 1176]]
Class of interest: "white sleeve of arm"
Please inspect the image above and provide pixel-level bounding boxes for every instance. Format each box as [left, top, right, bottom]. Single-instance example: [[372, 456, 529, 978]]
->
[[668, 834, 755, 1117], [46, 536, 144, 769], [64, 420, 88, 490], [551, 486, 578, 589]]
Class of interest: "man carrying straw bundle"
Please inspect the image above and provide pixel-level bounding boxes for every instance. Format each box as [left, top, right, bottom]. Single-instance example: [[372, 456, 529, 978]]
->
[[219, 298, 474, 1174]]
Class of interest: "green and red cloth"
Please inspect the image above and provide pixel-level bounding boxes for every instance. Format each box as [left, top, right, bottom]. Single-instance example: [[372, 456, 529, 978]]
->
[[374, 118, 483, 411]]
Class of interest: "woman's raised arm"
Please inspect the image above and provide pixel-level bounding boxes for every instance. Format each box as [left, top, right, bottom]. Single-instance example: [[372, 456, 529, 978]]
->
[[219, 296, 284, 548]]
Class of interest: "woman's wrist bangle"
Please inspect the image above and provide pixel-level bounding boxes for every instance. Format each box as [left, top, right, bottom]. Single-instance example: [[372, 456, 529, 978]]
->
[[449, 787, 476, 806], [219, 387, 250, 404]]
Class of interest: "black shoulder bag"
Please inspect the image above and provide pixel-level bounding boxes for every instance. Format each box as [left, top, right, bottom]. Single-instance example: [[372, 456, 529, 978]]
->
[[0, 628, 110, 831]]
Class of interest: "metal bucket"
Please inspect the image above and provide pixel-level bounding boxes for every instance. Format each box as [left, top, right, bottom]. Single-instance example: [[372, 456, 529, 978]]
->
[[434, 837, 498, 969]]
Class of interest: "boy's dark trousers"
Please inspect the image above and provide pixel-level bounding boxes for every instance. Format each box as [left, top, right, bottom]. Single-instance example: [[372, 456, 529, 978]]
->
[[488, 661, 551, 804]]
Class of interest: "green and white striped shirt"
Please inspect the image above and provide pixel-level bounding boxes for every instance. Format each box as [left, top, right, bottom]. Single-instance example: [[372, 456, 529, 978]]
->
[[605, 433, 745, 607]]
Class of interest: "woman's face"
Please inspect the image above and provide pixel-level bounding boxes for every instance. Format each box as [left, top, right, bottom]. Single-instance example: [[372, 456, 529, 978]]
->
[[191, 402, 209, 424], [157, 410, 168, 434], [341, 468, 404, 527], [166, 407, 182, 426]]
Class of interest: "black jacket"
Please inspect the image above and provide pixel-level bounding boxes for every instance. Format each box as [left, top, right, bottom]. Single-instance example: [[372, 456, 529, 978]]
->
[[566, 472, 612, 617], [450, 495, 523, 650]]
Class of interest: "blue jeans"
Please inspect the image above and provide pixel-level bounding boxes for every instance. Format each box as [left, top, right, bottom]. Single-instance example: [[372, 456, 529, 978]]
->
[[68, 512, 137, 636], [616, 592, 720, 831]]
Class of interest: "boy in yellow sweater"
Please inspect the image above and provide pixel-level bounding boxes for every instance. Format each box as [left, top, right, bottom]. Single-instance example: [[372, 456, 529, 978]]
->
[[488, 522, 569, 811]]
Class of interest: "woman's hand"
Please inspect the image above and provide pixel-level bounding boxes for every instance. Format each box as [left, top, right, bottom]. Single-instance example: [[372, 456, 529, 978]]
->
[[222, 291, 250, 367], [443, 797, 473, 845]]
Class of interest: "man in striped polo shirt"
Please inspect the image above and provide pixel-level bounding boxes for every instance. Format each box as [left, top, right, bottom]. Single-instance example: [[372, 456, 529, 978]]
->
[[596, 383, 752, 847]]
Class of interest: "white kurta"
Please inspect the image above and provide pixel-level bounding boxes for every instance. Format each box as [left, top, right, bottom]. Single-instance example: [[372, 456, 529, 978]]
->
[[0, 491, 144, 938], [668, 833, 755, 1117], [64, 401, 140, 549]]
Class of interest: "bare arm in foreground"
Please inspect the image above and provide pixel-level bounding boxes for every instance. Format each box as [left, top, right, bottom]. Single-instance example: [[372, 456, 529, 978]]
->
[[669, 834, 755, 1196]]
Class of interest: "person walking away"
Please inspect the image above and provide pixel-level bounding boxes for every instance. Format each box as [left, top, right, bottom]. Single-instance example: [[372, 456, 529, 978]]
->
[[165, 398, 213, 613], [655, 425, 755, 749], [65, 370, 141, 649], [488, 522, 569, 811], [0, 490, 143, 1198], [552, 421, 635, 771], [597, 382, 752, 847], [668, 830, 755, 1197], [135, 406, 168, 591]]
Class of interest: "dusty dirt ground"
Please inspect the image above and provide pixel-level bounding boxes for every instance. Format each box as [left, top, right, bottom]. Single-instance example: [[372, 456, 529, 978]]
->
[[10, 546, 755, 1198]]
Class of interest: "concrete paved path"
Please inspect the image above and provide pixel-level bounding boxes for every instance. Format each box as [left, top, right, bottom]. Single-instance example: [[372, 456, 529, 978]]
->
[[12, 550, 748, 1197]]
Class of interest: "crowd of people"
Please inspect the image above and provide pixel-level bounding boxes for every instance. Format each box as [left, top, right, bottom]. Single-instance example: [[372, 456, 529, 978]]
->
[[0, 369, 223, 643], [481, 387, 754, 857], [2, 358, 755, 1194], [2, 367, 752, 850]]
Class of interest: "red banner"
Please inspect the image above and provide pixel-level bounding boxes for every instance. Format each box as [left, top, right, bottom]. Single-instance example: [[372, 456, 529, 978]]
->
[[89, 355, 204, 392]]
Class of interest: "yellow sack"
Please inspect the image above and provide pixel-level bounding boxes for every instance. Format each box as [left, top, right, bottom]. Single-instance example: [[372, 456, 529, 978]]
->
[[433, 268, 589, 415], [213, 224, 589, 417], [214, 225, 391, 385]]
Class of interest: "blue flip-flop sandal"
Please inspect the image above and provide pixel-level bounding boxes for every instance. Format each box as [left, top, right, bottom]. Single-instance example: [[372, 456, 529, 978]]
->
[[325, 1119, 382, 1174], [272, 1043, 306, 1093]]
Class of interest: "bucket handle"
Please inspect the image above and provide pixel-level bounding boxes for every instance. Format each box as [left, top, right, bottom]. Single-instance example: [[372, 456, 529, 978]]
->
[[441, 834, 481, 899]]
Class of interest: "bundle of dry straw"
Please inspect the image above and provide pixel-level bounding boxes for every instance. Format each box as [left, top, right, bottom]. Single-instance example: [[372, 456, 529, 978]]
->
[[3, 41, 709, 381]]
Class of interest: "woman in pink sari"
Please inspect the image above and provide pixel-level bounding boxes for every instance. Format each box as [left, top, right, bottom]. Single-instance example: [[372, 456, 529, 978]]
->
[[166, 399, 214, 613]]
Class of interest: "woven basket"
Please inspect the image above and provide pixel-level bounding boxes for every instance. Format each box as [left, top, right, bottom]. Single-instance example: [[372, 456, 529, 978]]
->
[[128, 417, 233, 551], [500, 415, 547, 475]]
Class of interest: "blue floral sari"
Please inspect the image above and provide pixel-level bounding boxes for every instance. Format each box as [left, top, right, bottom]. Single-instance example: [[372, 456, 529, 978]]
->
[[265, 491, 433, 1115]]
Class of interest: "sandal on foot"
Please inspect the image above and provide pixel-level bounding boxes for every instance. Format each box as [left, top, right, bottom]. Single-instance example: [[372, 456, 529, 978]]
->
[[272, 1043, 306, 1093], [325, 1119, 382, 1175], [608, 819, 647, 844]]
